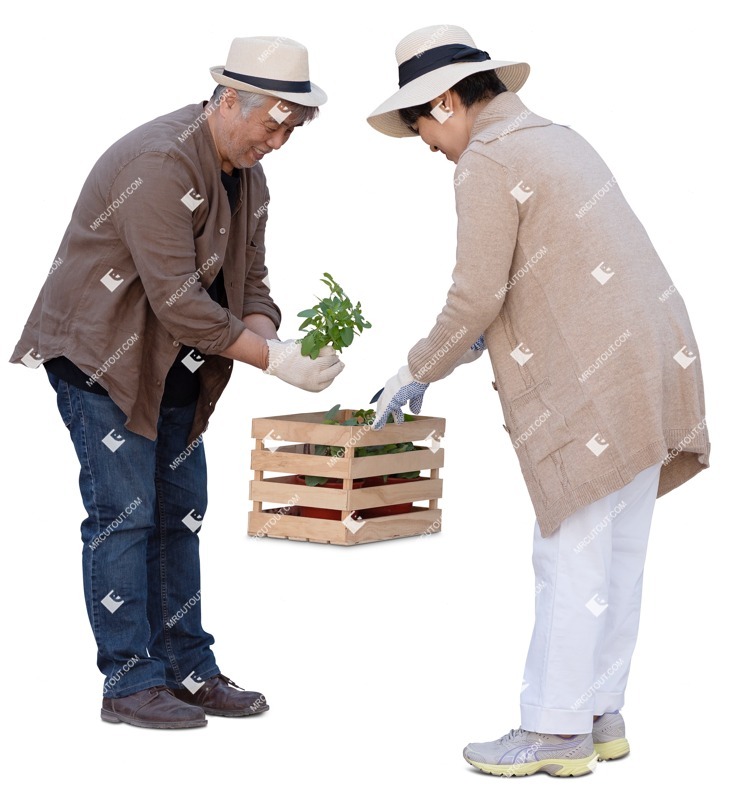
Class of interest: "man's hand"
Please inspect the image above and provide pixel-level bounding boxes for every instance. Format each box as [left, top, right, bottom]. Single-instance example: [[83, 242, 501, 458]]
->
[[371, 365, 428, 429], [264, 339, 344, 392]]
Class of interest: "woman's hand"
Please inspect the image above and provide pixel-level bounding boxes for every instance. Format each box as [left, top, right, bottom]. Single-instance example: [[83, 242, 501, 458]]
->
[[371, 365, 429, 429]]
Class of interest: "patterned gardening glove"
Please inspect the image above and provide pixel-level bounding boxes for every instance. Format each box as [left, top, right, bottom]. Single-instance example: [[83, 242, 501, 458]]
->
[[471, 334, 486, 352], [371, 365, 429, 430]]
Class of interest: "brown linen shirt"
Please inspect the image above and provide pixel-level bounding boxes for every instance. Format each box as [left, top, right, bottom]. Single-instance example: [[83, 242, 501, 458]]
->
[[407, 92, 710, 536], [11, 102, 281, 442]]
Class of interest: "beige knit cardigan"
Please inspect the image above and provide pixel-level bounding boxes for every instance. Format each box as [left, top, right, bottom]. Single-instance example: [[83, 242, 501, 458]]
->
[[407, 91, 709, 536]]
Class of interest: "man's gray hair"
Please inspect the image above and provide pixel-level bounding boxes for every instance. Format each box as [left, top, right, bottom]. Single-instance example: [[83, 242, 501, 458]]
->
[[210, 84, 319, 125]]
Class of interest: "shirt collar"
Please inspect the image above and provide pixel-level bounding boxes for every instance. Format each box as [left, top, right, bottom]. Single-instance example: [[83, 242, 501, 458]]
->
[[199, 100, 225, 169]]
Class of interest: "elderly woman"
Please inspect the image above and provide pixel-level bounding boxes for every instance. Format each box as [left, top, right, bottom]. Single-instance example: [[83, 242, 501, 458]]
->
[[368, 25, 709, 777]]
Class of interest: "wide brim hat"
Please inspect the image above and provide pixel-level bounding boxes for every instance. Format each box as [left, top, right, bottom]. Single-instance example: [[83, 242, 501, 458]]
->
[[367, 25, 529, 137], [211, 36, 327, 107]]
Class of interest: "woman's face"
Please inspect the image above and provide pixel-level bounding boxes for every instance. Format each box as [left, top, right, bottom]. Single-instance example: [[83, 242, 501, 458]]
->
[[411, 93, 470, 164]]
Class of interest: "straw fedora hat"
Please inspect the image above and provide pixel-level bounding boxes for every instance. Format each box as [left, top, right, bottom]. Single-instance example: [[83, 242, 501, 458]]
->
[[367, 25, 529, 137], [211, 36, 327, 107]]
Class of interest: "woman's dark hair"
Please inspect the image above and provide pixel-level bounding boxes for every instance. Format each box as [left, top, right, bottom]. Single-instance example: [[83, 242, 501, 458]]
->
[[398, 70, 507, 128]]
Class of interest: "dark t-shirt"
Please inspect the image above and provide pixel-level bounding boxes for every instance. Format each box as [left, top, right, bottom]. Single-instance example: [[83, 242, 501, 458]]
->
[[45, 168, 241, 406]]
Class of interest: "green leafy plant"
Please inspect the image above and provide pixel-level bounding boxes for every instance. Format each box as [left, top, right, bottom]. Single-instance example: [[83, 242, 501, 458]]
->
[[297, 273, 371, 360], [302, 405, 420, 486]]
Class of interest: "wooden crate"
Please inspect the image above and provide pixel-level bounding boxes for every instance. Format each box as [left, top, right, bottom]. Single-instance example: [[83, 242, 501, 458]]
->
[[248, 409, 445, 545]]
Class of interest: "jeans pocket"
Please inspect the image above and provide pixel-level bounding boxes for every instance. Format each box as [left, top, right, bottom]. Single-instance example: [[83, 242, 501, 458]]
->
[[46, 370, 60, 391]]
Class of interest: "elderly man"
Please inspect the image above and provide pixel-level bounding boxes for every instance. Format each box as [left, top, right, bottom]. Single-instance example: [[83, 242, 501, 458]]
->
[[10, 36, 342, 729], [367, 25, 709, 776]]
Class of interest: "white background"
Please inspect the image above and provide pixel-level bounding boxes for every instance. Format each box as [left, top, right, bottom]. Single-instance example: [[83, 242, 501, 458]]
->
[[2, 1, 730, 795]]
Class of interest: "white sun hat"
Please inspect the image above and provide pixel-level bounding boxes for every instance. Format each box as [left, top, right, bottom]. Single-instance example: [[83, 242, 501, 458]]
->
[[211, 36, 327, 107], [367, 24, 529, 137]]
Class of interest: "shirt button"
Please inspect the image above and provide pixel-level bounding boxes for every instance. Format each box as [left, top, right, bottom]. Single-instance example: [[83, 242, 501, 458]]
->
[[156, 379, 162, 386], [173, 340, 180, 347], [502, 424, 509, 433], [219, 227, 226, 234], [492, 381, 498, 391], [209, 402, 214, 407]]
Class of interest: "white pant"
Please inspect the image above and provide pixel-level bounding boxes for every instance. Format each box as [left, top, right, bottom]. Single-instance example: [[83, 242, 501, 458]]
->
[[520, 461, 662, 735]]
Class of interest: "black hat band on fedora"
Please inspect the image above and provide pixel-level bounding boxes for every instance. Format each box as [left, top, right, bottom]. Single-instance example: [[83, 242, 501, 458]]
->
[[398, 44, 491, 88], [222, 68, 312, 93]]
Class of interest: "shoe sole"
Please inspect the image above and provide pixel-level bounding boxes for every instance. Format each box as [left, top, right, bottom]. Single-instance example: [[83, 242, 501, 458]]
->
[[101, 709, 207, 729], [464, 753, 598, 777], [594, 738, 630, 760], [201, 704, 270, 717]]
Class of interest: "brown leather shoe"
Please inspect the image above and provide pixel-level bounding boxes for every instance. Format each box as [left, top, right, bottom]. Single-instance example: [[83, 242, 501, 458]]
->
[[101, 685, 207, 729], [171, 673, 269, 717]]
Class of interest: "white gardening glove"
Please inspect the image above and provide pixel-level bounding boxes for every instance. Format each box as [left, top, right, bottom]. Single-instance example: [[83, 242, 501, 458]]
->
[[264, 339, 344, 392]]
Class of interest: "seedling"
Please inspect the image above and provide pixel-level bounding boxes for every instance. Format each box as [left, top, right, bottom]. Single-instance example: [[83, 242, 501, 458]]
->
[[297, 273, 371, 360], [303, 405, 420, 486]]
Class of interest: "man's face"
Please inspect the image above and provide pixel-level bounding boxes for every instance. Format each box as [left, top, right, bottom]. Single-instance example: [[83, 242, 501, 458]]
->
[[412, 95, 469, 165], [212, 92, 303, 171]]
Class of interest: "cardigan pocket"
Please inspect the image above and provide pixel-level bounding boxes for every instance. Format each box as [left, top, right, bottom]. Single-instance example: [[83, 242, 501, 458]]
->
[[508, 377, 574, 507]]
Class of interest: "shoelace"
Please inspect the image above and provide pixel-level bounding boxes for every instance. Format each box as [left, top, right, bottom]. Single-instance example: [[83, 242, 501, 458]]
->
[[218, 674, 245, 692], [501, 728, 526, 743]]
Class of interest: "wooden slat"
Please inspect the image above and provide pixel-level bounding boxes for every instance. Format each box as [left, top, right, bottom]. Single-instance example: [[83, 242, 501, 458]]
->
[[247, 507, 442, 546], [429, 467, 439, 510], [348, 448, 444, 478], [250, 477, 351, 510], [253, 438, 264, 512], [250, 475, 443, 510], [347, 508, 442, 544], [251, 450, 352, 478], [250, 446, 444, 478], [248, 510, 348, 544], [348, 478, 443, 511], [252, 412, 445, 447]]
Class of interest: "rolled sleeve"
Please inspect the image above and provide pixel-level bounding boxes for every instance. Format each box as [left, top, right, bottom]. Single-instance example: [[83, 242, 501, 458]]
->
[[113, 152, 246, 354], [408, 151, 518, 382]]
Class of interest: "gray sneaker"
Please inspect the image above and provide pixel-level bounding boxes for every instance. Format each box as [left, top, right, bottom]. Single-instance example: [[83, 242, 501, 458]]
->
[[463, 728, 598, 777], [593, 711, 630, 760]]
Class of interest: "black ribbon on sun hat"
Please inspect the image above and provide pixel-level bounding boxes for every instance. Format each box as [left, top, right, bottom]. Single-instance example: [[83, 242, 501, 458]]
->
[[398, 44, 491, 88], [222, 68, 311, 93]]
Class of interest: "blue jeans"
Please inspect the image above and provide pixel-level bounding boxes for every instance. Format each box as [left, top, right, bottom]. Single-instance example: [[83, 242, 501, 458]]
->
[[47, 372, 219, 697]]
